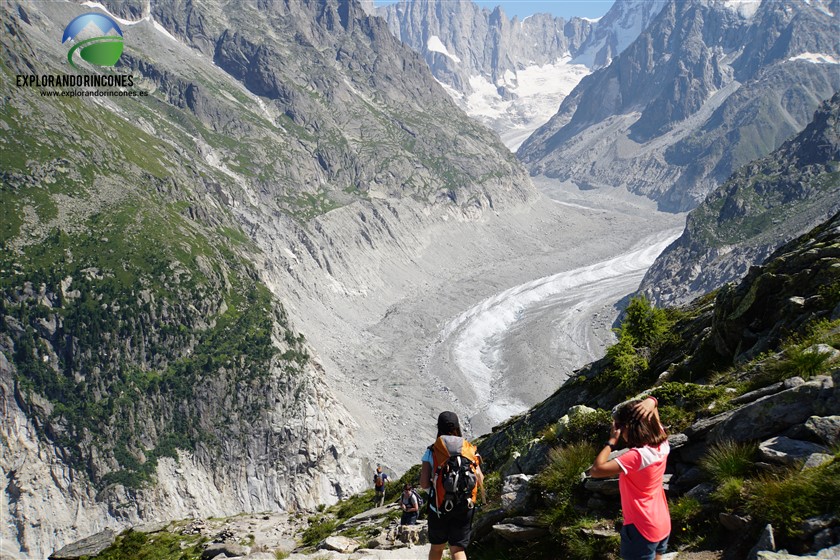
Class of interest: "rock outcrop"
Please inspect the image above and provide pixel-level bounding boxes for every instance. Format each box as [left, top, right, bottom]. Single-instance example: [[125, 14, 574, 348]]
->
[[640, 91, 840, 307]]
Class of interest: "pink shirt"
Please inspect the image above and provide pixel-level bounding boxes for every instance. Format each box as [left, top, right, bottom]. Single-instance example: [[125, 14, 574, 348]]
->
[[615, 441, 671, 542]]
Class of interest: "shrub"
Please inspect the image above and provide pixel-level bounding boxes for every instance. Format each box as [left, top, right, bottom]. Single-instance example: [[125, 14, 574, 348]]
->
[[534, 442, 598, 527], [559, 518, 620, 560], [745, 457, 840, 539], [777, 346, 834, 379], [93, 529, 203, 560], [604, 334, 648, 392], [711, 476, 746, 508], [654, 382, 731, 431], [561, 409, 612, 447], [669, 496, 703, 530], [749, 319, 840, 389], [622, 296, 674, 349], [668, 496, 713, 549], [657, 405, 695, 433], [482, 470, 503, 506], [301, 517, 338, 547]]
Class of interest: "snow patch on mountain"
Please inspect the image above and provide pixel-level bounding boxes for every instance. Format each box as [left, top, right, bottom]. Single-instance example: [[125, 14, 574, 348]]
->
[[426, 35, 461, 63], [788, 52, 840, 64], [722, 0, 762, 19], [457, 58, 590, 151]]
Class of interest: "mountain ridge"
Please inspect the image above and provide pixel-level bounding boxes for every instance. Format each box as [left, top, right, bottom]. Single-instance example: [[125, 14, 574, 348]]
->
[[517, 0, 840, 212], [639, 91, 840, 306]]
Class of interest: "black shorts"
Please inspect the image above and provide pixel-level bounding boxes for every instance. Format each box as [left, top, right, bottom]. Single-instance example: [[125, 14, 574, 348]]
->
[[428, 507, 474, 548]]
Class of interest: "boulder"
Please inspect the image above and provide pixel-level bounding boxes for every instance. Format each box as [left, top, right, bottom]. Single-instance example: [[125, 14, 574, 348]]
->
[[503, 516, 547, 528], [707, 376, 836, 445], [584, 477, 620, 496], [799, 514, 837, 538], [49, 529, 117, 560], [758, 546, 840, 559], [320, 535, 360, 553], [342, 504, 398, 526], [667, 433, 689, 449], [471, 508, 507, 542], [818, 544, 840, 559], [720, 512, 751, 532], [757, 437, 828, 466], [685, 482, 716, 503], [508, 440, 551, 475], [802, 453, 834, 470], [396, 522, 428, 546], [201, 542, 249, 560], [133, 521, 169, 534], [748, 524, 776, 560], [493, 522, 549, 542], [671, 466, 705, 493], [799, 416, 840, 447], [500, 474, 532, 513]]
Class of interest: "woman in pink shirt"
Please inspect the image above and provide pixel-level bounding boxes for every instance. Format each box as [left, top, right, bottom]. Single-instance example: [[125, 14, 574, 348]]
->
[[590, 396, 670, 560]]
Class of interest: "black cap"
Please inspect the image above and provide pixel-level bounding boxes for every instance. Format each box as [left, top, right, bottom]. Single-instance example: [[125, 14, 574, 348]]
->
[[437, 411, 460, 434]]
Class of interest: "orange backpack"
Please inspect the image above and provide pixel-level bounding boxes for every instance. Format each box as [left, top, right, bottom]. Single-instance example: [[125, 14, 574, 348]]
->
[[429, 435, 480, 514]]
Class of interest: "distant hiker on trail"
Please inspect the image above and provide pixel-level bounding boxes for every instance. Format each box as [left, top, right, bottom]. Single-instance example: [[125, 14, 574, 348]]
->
[[400, 482, 420, 525], [373, 465, 389, 507], [589, 396, 670, 560], [420, 411, 485, 560]]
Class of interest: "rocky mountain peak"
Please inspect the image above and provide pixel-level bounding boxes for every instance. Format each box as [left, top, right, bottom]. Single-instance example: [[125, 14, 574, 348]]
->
[[518, 0, 840, 212]]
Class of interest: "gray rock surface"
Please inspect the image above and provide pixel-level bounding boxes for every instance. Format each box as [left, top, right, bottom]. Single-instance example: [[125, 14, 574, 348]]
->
[[321, 536, 361, 554], [48, 529, 116, 560], [377, 0, 664, 147], [519, 0, 840, 214], [757, 437, 829, 466], [640, 92, 840, 306]]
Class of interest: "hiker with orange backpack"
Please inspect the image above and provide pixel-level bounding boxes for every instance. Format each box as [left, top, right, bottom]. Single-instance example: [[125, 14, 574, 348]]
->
[[373, 465, 389, 507], [420, 411, 485, 560]]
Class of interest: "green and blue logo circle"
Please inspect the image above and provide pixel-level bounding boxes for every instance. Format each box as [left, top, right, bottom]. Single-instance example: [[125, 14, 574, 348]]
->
[[62, 13, 124, 70]]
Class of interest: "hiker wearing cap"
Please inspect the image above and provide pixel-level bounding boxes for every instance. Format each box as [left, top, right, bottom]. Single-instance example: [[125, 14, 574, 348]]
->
[[420, 411, 485, 560], [590, 396, 670, 560], [373, 465, 389, 507]]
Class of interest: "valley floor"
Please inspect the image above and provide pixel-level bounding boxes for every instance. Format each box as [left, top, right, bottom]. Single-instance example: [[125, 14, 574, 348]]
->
[[322, 177, 686, 475]]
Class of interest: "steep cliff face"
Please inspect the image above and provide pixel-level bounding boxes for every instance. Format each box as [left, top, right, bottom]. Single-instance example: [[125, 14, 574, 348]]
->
[[518, 0, 840, 212], [0, 0, 534, 557], [377, 0, 665, 149], [640, 92, 840, 306]]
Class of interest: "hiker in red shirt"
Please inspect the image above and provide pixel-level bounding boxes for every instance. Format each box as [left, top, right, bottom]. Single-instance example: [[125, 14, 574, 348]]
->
[[590, 396, 670, 560]]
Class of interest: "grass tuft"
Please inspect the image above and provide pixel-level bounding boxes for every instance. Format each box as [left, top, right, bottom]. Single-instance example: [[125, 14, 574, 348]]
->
[[700, 440, 757, 483]]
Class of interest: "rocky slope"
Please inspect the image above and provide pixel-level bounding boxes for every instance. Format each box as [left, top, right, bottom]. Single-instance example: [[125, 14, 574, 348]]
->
[[518, 0, 840, 212], [472, 211, 840, 558], [0, 0, 534, 557], [639, 91, 840, 307], [377, 0, 666, 149], [67, 212, 840, 560]]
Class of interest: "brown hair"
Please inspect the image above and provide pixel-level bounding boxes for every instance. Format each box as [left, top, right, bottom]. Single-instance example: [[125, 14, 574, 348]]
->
[[614, 400, 667, 448]]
